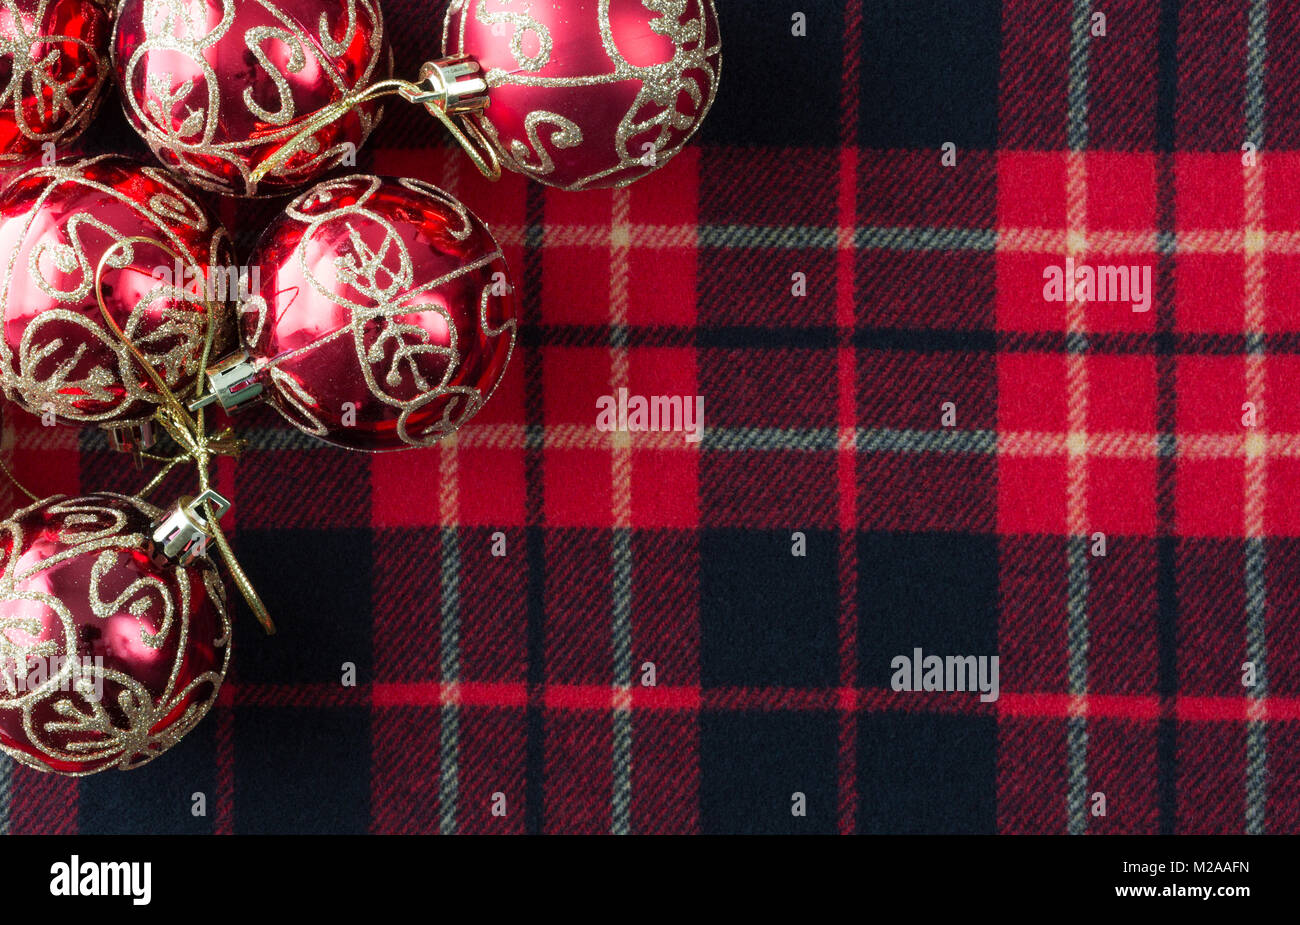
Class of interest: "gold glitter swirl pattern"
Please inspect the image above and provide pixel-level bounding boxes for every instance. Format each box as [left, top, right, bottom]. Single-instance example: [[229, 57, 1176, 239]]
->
[[0, 0, 110, 165], [0, 155, 233, 427], [265, 175, 517, 448], [445, 0, 721, 190], [116, 0, 389, 196], [0, 493, 230, 774]]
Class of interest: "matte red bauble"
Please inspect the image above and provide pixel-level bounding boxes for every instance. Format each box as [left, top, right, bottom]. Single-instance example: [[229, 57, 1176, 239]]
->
[[0, 154, 235, 430], [0, 493, 230, 775], [441, 0, 721, 190], [195, 174, 517, 451], [112, 0, 391, 197], [0, 0, 111, 165]]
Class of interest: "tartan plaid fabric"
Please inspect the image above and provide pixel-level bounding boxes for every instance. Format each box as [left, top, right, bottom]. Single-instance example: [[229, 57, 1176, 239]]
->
[[3, 0, 1299, 835]]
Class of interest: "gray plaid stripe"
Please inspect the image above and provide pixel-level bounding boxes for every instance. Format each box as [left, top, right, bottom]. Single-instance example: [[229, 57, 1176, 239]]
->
[[700, 225, 839, 249], [612, 529, 633, 836], [88, 425, 1300, 457], [856, 227, 998, 251], [1066, 0, 1092, 837], [439, 526, 461, 835], [1246, 0, 1270, 837], [89, 424, 1300, 461], [1246, 536, 1268, 834], [0, 753, 10, 835], [1068, 0, 1091, 153], [857, 429, 998, 454], [1067, 535, 1091, 835]]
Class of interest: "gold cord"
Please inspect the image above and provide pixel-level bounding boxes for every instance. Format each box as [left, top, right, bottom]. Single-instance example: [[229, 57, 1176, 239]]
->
[[0, 455, 39, 503], [94, 238, 275, 635], [249, 76, 502, 185]]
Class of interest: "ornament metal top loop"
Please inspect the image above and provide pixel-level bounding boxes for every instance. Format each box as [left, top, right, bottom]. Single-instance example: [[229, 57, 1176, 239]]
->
[[403, 56, 489, 116], [399, 57, 501, 181], [105, 420, 158, 462], [147, 489, 231, 568], [248, 63, 503, 187], [188, 349, 265, 414]]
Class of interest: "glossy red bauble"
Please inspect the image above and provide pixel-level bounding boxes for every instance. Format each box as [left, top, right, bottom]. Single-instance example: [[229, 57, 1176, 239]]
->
[[236, 174, 517, 451], [0, 0, 111, 165], [443, 0, 721, 190], [0, 155, 234, 429], [112, 0, 391, 197], [0, 493, 230, 775]]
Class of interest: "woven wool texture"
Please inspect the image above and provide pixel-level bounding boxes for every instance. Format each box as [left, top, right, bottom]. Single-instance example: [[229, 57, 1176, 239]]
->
[[3, 0, 1298, 834]]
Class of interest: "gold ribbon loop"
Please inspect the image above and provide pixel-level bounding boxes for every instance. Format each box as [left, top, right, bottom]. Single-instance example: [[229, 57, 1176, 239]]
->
[[405, 95, 502, 182], [94, 238, 275, 635], [249, 73, 502, 187], [0, 456, 39, 503]]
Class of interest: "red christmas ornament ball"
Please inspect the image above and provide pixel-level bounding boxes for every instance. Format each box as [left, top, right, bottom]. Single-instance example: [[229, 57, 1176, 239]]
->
[[0, 155, 235, 430], [232, 174, 517, 451], [112, 0, 391, 197], [443, 0, 721, 190], [0, 0, 111, 165], [0, 493, 230, 775]]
